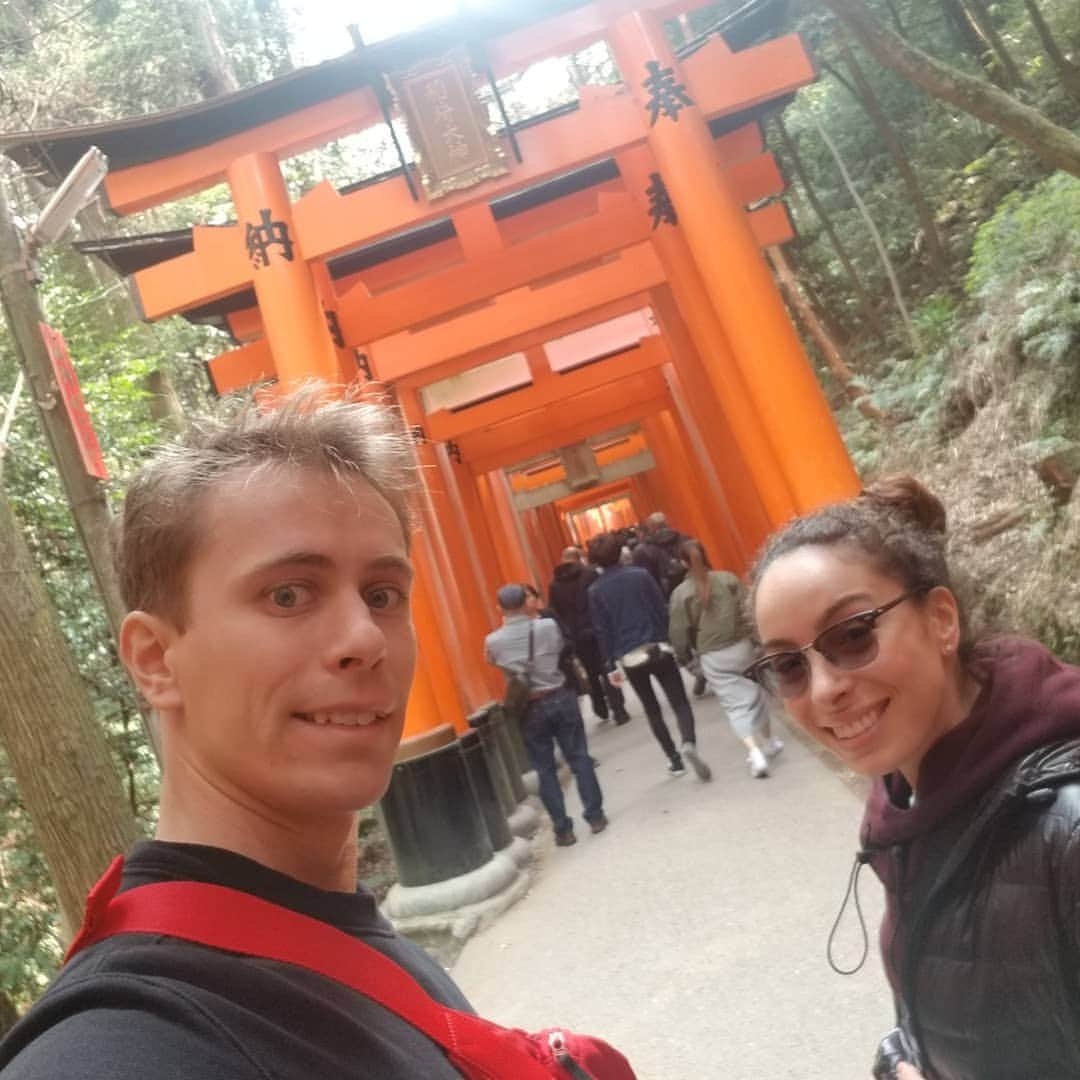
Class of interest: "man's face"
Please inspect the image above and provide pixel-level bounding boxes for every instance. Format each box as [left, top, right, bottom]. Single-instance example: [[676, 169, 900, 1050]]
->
[[153, 465, 415, 823]]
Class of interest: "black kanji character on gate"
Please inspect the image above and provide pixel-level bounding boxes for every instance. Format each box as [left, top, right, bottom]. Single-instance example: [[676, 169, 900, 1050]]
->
[[245, 208, 295, 268], [324, 309, 345, 348], [645, 172, 677, 229], [642, 60, 693, 125], [355, 351, 373, 381]]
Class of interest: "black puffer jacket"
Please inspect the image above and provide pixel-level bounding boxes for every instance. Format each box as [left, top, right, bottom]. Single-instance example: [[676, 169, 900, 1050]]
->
[[874, 743, 1080, 1079], [859, 639, 1080, 1080], [547, 562, 599, 646]]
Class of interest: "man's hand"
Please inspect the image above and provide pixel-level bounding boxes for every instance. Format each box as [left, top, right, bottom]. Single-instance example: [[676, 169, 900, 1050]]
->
[[895, 1065, 925, 1079], [607, 670, 624, 687]]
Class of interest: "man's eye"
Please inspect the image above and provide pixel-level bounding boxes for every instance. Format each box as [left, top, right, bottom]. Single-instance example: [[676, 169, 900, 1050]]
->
[[270, 585, 311, 609], [366, 585, 408, 611]]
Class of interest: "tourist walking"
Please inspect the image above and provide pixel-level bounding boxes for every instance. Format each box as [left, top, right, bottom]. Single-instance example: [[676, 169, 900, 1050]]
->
[[669, 540, 782, 778], [631, 511, 689, 599], [485, 584, 607, 847], [587, 532, 711, 781], [746, 475, 1080, 1080], [548, 546, 630, 725]]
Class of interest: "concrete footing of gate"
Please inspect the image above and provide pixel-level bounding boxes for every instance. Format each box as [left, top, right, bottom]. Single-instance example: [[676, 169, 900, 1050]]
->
[[383, 844, 535, 943]]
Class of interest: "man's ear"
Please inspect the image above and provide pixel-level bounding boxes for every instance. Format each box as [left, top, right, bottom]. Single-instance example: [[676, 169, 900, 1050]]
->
[[119, 611, 183, 712], [925, 586, 962, 655]]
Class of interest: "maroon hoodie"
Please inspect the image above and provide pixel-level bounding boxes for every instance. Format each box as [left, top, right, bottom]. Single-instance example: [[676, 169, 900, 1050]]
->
[[858, 637, 1080, 989]]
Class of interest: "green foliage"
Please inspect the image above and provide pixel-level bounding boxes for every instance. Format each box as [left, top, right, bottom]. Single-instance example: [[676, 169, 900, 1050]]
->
[[1015, 273, 1080, 365], [967, 174, 1080, 297], [0, 750, 62, 1013], [913, 294, 959, 354]]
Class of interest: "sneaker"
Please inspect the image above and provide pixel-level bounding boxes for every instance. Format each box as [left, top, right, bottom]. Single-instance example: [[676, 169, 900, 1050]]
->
[[613, 712, 631, 726], [763, 737, 785, 759], [555, 828, 577, 847], [692, 672, 708, 698], [668, 757, 687, 778], [748, 746, 770, 779], [681, 742, 713, 782], [589, 814, 609, 835]]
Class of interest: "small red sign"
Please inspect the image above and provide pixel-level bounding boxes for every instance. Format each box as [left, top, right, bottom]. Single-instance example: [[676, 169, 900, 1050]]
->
[[39, 322, 108, 480]]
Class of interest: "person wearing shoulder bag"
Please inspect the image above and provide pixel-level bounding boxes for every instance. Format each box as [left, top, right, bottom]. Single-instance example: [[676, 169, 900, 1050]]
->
[[485, 584, 607, 848], [668, 541, 783, 780], [0, 388, 633, 1080]]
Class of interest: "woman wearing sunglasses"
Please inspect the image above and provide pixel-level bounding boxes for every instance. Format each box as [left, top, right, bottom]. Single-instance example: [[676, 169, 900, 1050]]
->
[[746, 475, 1080, 1080]]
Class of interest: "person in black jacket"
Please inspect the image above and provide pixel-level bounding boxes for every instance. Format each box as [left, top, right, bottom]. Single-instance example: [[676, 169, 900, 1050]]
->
[[548, 546, 630, 724], [746, 475, 1080, 1080], [0, 389, 475, 1079], [588, 532, 711, 782], [631, 512, 688, 600]]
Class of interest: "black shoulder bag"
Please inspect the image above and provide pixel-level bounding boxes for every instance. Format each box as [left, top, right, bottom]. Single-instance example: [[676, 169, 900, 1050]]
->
[[502, 621, 535, 720]]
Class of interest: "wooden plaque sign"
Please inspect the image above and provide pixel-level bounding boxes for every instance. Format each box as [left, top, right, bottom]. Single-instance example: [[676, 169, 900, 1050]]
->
[[392, 50, 509, 200], [39, 322, 108, 480]]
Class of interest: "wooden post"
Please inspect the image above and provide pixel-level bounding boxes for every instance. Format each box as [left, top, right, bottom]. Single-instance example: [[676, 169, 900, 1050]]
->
[[408, 541, 469, 734], [608, 12, 859, 511], [640, 412, 713, 554], [397, 391, 499, 710], [618, 145, 796, 528], [0, 178, 160, 757], [225, 152, 340, 384]]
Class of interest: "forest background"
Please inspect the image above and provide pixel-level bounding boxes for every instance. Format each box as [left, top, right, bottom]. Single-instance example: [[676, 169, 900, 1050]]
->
[[0, 0, 1078, 1027]]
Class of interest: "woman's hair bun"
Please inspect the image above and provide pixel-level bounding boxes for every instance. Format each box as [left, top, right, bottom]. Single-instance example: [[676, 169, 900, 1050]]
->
[[860, 475, 947, 535]]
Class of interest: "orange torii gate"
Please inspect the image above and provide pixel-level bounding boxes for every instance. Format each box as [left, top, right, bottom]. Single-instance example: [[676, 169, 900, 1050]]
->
[[2, 0, 861, 911]]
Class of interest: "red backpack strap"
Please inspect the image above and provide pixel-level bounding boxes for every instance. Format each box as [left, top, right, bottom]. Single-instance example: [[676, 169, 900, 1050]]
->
[[66, 861, 558, 1080]]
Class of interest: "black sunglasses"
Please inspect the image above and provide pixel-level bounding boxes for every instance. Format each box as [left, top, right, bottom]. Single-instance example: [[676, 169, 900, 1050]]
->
[[744, 593, 918, 699]]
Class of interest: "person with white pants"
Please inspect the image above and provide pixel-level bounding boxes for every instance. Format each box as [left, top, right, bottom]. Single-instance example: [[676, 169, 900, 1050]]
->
[[669, 541, 783, 778]]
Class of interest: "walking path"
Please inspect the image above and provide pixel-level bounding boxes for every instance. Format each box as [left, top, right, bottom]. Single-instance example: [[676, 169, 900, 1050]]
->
[[451, 686, 892, 1079]]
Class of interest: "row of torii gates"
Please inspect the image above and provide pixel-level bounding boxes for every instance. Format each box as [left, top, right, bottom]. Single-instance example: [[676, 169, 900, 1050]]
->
[[6, 0, 860, 753]]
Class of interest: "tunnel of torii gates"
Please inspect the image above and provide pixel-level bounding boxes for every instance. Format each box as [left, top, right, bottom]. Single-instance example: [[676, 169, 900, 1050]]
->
[[5, 0, 860, 752]]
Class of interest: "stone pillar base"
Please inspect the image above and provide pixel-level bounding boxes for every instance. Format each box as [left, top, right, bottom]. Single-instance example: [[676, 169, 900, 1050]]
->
[[502, 834, 533, 868], [382, 850, 531, 942], [508, 799, 541, 838]]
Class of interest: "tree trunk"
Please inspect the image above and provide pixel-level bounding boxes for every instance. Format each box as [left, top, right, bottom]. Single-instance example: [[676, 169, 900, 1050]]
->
[[821, 0, 1080, 178], [835, 35, 950, 280], [774, 117, 886, 339], [0, 181, 161, 761], [146, 367, 185, 433], [767, 246, 890, 423], [882, 0, 906, 35], [965, 0, 1027, 89], [785, 243, 856, 354], [812, 114, 921, 352], [183, 0, 240, 98], [0, 0, 35, 55], [938, 0, 1017, 88], [0, 492, 138, 935], [1022, 0, 1080, 101], [254, 0, 294, 76], [0, 990, 17, 1036]]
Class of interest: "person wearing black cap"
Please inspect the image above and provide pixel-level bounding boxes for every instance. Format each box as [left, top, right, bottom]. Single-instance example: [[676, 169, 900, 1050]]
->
[[484, 583, 606, 847]]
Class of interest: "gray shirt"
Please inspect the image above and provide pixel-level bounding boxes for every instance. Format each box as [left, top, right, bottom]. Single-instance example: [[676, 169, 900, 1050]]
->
[[484, 615, 566, 693]]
